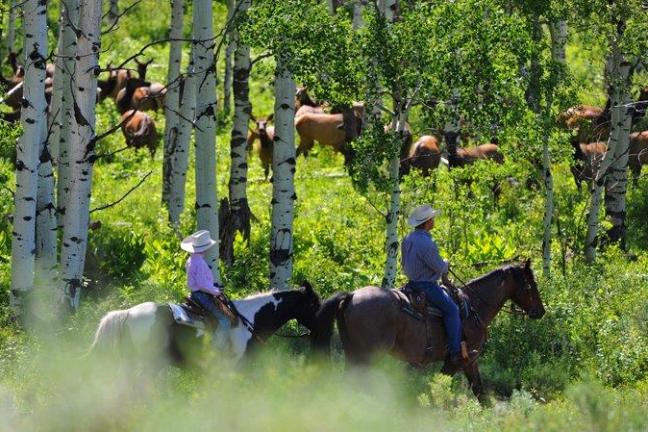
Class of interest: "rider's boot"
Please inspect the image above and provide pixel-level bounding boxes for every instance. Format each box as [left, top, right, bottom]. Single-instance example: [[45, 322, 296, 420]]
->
[[440, 349, 479, 375]]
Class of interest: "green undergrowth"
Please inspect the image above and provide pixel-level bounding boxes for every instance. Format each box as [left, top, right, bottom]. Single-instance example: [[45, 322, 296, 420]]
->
[[1, 0, 648, 430]]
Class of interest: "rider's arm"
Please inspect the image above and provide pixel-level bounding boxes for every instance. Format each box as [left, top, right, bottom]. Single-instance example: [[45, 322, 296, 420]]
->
[[422, 238, 449, 277], [189, 257, 222, 296]]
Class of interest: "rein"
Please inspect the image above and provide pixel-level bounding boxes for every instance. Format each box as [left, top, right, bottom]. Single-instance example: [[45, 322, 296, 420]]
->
[[449, 268, 525, 317], [222, 297, 266, 344]]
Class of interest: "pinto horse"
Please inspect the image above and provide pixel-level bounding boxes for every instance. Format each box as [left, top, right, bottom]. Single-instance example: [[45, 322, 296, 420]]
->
[[89, 283, 321, 366], [312, 260, 545, 402]]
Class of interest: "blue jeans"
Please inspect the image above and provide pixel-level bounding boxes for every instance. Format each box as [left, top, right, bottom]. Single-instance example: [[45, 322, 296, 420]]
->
[[409, 281, 461, 356], [190, 291, 231, 333]]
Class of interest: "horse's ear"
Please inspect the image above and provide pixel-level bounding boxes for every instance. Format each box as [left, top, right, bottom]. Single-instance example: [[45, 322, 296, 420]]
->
[[266, 113, 274, 123], [249, 113, 257, 122], [301, 280, 313, 293], [523, 258, 531, 269]]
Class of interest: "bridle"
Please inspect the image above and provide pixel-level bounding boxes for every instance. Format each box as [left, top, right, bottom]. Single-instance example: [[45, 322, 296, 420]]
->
[[449, 267, 528, 317]]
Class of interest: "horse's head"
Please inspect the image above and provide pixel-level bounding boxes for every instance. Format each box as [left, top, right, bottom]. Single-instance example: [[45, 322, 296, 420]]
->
[[292, 281, 321, 331], [509, 259, 545, 319]]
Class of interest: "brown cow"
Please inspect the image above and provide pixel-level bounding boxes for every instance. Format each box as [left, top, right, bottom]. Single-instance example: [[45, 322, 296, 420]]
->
[[629, 131, 648, 183], [247, 114, 274, 179], [571, 141, 607, 190], [400, 135, 440, 177], [115, 77, 151, 114], [295, 104, 363, 159], [559, 104, 609, 144], [121, 109, 159, 157], [105, 66, 132, 100], [131, 58, 166, 111], [452, 143, 504, 167], [295, 87, 324, 117]]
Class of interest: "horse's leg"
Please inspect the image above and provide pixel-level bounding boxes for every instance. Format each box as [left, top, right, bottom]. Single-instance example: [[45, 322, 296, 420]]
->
[[463, 361, 486, 405]]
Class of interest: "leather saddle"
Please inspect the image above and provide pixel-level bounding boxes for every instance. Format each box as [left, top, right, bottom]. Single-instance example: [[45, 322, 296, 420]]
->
[[169, 295, 239, 330], [396, 284, 471, 322]]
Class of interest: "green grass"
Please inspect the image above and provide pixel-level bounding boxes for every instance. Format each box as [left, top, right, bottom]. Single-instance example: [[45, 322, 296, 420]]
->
[[1, 1, 648, 430]]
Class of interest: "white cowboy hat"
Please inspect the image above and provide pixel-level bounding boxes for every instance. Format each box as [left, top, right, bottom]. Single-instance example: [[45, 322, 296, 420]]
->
[[180, 230, 218, 253], [407, 204, 440, 227]]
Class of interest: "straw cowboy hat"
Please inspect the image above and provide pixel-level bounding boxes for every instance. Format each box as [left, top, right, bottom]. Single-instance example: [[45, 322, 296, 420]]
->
[[180, 230, 218, 253], [407, 204, 440, 227]]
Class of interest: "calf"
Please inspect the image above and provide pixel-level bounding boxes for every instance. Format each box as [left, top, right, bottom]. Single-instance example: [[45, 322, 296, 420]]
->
[[132, 58, 166, 111], [121, 109, 159, 157], [247, 115, 274, 179], [400, 135, 441, 177], [115, 77, 151, 114]]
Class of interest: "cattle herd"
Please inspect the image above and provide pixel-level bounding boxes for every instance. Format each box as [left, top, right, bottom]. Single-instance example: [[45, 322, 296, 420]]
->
[[2, 51, 648, 184]]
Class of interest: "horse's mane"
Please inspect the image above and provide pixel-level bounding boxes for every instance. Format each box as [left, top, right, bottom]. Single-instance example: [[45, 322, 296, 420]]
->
[[466, 264, 518, 289]]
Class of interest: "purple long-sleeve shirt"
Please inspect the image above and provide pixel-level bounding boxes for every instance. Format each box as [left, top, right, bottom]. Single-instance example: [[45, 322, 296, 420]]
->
[[186, 254, 221, 296], [401, 228, 449, 282]]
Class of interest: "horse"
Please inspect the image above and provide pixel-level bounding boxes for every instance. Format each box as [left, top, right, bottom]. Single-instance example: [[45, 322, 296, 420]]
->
[[570, 141, 606, 190], [629, 131, 648, 184], [311, 260, 545, 403], [89, 283, 322, 367]]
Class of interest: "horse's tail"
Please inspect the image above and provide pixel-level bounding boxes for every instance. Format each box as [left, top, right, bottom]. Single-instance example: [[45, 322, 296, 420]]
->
[[86, 309, 129, 357], [335, 295, 352, 353], [311, 292, 351, 356]]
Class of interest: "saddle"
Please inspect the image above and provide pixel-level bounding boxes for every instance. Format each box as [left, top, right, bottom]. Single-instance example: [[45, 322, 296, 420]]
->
[[397, 283, 471, 322], [169, 294, 239, 330]]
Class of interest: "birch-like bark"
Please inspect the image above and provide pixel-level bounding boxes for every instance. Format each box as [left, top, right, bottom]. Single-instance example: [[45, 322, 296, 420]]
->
[[6, 0, 17, 56], [352, 0, 365, 30], [444, 89, 461, 167], [585, 50, 626, 263], [107, 0, 119, 25], [10, 0, 48, 317], [269, 57, 296, 291], [221, 0, 252, 266], [35, 112, 57, 285], [377, 0, 396, 21], [192, 0, 221, 284], [222, 0, 236, 117], [55, 0, 79, 227], [59, 0, 102, 311], [382, 108, 408, 289], [327, 0, 336, 15], [548, 20, 568, 64], [167, 53, 196, 226], [540, 129, 554, 276], [162, 0, 184, 208], [604, 56, 632, 248]]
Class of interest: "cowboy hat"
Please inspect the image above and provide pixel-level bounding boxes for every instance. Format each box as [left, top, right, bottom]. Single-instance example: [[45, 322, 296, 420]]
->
[[180, 230, 218, 253], [407, 204, 440, 227]]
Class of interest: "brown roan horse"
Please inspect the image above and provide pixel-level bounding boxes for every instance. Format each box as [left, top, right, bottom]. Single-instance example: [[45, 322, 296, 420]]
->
[[311, 260, 545, 402]]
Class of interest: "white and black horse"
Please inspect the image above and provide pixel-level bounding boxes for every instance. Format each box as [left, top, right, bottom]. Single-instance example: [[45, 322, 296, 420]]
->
[[89, 283, 321, 365]]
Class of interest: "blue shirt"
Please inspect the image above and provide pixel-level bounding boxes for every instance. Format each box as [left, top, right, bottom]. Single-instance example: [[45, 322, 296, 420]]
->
[[401, 229, 448, 282]]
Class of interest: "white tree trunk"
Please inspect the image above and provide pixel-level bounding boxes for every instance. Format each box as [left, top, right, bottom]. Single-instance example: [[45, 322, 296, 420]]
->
[[36, 115, 57, 285], [55, 0, 80, 227], [269, 57, 296, 291], [549, 20, 568, 64], [59, 0, 102, 311], [327, 0, 336, 15], [604, 58, 632, 248], [352, 0, 365, 30], [6, 0, 17, 55], [585, 49, 627, 263], [541, 133, 554, 276], [222, 0, 236, 116], [378, 0, 396, 21], [162, 0, 184, 208], [221, 0, 252, 265], [107, 0, 119, 25], [192, 0, 221, 284], [444, 88, 461, 167], [382, 108, 407, 289], [10, 0, 48, 317], [167, 49, 196, 226]]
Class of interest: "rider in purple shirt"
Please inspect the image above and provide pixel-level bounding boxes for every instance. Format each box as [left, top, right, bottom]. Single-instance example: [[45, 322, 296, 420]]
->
[[181, 230, 230, 350], [401, 204, 476, 373]]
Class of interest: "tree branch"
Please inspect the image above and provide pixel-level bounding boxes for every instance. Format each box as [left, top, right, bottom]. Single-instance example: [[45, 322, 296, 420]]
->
[[89, 171, 152, 213]]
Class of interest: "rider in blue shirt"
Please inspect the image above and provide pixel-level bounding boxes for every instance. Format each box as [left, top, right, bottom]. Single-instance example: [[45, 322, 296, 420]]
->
[[401, 204, 476, 373]]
